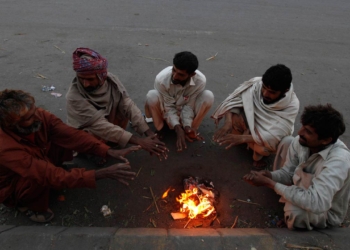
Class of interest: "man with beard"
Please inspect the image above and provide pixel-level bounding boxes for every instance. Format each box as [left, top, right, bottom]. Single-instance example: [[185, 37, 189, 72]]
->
[[66, 48, 168, 162], [0, 89, 141, 223], [145, 51, 214, 152], [212, 64, 299, 169], [243, 104, 350, 230]]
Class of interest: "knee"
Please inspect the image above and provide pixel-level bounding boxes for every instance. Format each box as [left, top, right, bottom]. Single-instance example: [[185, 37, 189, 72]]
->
[[146, 90, 160, 106], [199, 90, 214, 106]]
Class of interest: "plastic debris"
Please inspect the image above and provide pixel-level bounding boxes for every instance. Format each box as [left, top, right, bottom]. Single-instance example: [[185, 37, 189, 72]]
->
[[51, 92, 62, 98], [100, 205, 112, 217], [42, 85, 55, 92], [145, 117, 153, 123]]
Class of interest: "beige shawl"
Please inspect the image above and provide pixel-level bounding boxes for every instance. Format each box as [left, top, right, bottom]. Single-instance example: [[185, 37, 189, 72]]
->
[[66, 72, 128, 129], [211, 77, 299, 152]]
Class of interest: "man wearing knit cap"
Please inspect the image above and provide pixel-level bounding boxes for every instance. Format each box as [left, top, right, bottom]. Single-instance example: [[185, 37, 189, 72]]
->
[[66, 48, 168, 161]]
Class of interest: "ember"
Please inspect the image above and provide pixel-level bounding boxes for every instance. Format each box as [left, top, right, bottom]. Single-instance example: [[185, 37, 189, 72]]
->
[[175, 177, 218, 219]]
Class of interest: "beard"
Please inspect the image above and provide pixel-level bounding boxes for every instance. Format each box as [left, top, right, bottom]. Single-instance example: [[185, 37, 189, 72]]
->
[[298, 135, 308, 146], [262, 93, 285, 104], [15, 120, 42, 135], [171, 77, 189, 86]]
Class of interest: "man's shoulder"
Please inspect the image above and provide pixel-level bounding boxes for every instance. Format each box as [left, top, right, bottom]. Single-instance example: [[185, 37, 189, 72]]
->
[[193, 70, 206, 84], [329, 140, 350, 160], [155, 66, 172, 82]]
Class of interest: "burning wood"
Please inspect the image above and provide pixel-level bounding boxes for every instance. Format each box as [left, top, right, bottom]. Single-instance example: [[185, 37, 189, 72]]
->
[[171, 212, 187, 220], [174, 176, 218, 220]]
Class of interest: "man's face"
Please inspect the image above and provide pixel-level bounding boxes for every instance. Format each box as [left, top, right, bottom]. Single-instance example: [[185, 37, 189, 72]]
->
[[171, 66, 193, 86], [298, 124, 331, 149], [14, 104, 42, 135], [261, 84, 284, 104], [77, 73, 101, 92]]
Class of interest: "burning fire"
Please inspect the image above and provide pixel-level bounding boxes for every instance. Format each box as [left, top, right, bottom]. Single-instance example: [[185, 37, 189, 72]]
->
[[176, 187, 215, 219]]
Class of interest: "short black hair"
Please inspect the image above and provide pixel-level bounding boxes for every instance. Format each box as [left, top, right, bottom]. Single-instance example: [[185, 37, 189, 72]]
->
[[301, 104, 345, 144], [173, 51, 198, 74], [262, 64, 292, 92]]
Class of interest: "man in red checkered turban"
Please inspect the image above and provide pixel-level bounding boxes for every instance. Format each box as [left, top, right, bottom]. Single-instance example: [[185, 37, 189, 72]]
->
[[66, 48, 168, 163]]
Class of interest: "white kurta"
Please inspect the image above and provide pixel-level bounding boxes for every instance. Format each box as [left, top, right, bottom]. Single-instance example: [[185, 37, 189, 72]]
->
[[272, 136, 350, 229], [154, 66, 207, 128]]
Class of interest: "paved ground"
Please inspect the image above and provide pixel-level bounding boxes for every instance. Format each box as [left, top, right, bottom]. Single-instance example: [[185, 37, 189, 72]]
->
[[1, 0, 350, 248], [1, 225, 350, 250]]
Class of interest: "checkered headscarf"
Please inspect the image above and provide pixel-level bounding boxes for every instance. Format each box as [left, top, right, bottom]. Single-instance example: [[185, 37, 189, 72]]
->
[[72, 48, 108, 82]]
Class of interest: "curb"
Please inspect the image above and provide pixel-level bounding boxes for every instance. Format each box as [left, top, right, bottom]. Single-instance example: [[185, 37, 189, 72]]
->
[[0, 226, 348, 250]]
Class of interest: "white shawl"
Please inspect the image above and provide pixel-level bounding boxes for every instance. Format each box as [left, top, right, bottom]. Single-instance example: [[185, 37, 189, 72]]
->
[[211, 77, 299, 152]]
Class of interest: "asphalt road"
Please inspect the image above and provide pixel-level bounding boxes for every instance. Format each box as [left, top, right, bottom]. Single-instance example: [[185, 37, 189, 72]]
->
[[1, 0, 350, 228]]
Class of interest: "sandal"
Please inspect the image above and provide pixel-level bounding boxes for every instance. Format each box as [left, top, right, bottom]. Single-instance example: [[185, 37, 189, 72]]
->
[[25, 208, 54, 223]]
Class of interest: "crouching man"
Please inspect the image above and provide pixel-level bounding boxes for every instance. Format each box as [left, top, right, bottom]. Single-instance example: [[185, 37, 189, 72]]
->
[[145, 51, 214, 152], [0, 89, 141, 223], [243, 104, 350, 230]]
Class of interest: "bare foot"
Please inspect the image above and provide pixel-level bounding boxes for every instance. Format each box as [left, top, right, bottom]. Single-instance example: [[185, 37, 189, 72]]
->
[[277, 219, 287, 228]]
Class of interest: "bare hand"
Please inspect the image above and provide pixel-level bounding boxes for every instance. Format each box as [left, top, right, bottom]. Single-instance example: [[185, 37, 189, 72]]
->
[[184, 126, 204, 141], [243, 171, 274, 188], [138, 134, 169, 161], [212, 124, 232, 141], [95, 163, 136, 186], [107, 146, 141, 163], [216, 134, 246, 149], [175, 125, 187, 152]]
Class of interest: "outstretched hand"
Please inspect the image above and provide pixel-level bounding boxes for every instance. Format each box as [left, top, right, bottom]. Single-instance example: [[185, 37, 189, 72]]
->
[[95, 163, 136, 186], [243, 170, 275, 188], [184, 126, 204, 141], [216, 134, 246, 149], [138, 134, 169, 161], [212, 124, 232, 141], [107, 145, 142, 163]]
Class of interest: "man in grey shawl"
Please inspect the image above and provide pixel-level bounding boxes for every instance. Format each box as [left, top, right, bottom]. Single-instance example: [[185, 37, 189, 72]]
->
[[66, 48, 168, 162], [212, 64, 299, 168]]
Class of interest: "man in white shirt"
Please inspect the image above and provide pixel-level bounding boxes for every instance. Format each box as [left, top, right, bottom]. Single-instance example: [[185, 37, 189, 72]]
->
[[243, 104, 350, 230], [145, 51, 214, 152]]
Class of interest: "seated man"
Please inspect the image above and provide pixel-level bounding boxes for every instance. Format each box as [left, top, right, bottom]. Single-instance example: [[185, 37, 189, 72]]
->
[[243, 104, 350, 230], [145, 51, 214, 152], [0, 89, 141, 223], [212, 64, 299, 168], [66, 48, 168, 161]]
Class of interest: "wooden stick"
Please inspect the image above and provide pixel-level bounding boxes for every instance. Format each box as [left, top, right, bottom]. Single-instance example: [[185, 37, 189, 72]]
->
[[136, 167, 142, 177], [138, 55, 170, 63], [54, 45, 65, 53], [184, 218, 191, 228], [149, 187, 160, 213], [143, 202, 154, 212], [206, 52, 218, 61], [230, 216, 238, 228], [210, 214, 218, 226], [235, 199, 262, 206]]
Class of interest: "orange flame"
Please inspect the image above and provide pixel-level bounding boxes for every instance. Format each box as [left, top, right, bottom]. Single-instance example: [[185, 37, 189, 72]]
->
[[162, 187, 171, 199], [176, 188, 215, 219]]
